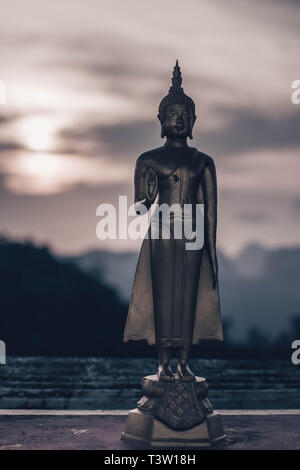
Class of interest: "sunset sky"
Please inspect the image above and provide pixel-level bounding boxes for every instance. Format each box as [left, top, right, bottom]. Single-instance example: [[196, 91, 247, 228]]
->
[[0, 0, 299, 256]]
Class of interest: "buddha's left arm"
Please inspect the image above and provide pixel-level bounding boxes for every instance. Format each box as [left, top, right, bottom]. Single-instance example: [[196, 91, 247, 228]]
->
[[202, 157, 218, 288]]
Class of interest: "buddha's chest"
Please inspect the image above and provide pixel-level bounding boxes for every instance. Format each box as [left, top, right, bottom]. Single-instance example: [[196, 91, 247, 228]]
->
[[152, 155, 203, 204], [158, 164, 198, 191], [153, 151, 201, 181]]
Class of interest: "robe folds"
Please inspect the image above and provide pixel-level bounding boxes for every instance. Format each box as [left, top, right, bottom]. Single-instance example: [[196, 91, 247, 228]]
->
[[123, 147, 223, 346]]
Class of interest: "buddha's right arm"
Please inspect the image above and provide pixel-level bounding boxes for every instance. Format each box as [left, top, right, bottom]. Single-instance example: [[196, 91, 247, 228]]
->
[[134, 157, 158, 215]]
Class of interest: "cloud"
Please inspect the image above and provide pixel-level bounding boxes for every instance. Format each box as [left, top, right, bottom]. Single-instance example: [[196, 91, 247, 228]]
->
[[0, 141, 25, 152], [235, 212, 269, 223], [0, 177, 135, 255], [0, 0, 299, 255], [218, 147, 300, 196], [58, 108, 300, 162], [292, 198, 300, 211], [0, 112, 22, 125], [59, 119, 161, 161], [0, 152, 131, 195], [197, 110, 300, 157]]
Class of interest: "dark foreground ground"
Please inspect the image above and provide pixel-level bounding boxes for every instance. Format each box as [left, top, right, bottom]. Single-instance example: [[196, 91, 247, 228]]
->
[[0, 413, 299, 450]]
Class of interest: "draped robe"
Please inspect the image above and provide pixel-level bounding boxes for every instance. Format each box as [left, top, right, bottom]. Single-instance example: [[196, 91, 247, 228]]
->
[[123, 146, 223, 346]]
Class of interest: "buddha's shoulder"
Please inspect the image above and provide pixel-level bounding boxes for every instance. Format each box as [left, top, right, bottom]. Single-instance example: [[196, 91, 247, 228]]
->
[[192, 148, 215, 163], [136, 147, 166, 165], [136, 146, 215, 168], [189, 148, 216, 172]]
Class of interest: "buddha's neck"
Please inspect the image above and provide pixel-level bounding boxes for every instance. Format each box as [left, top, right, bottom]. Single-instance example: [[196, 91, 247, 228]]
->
[[165, 137, 188, 149]]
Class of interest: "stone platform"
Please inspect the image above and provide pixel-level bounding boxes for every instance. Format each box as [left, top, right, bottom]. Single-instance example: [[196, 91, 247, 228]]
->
[[122, 375, 225, 447], [0, 411, 299, 450]]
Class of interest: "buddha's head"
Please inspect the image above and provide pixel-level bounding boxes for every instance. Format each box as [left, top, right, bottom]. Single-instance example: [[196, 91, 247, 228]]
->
[[158, 60, 196, 140]]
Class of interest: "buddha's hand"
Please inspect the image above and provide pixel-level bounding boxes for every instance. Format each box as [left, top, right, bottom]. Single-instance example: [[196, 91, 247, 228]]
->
[[134, 199, 149, 215]]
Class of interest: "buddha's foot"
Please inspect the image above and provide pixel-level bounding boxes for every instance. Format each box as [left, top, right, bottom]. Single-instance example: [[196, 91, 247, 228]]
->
[[177, 363, 196, 381], [157, 364, 174, 380]]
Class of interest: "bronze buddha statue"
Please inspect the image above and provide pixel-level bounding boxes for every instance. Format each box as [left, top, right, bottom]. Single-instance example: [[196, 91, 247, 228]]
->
[[124, 60, 223, 380]]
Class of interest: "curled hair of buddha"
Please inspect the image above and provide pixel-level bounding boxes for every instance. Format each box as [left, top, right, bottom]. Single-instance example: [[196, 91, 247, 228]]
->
[[158, 60, 196, 123]]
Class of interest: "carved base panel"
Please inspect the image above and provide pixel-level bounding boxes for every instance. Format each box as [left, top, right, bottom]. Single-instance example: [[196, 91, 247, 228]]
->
[[121, 408, 225, 448], [121, 375, 225, 448]]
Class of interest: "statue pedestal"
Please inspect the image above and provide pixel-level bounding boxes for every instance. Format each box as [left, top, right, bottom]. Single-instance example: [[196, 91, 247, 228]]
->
[[121, 375, 225, 448]]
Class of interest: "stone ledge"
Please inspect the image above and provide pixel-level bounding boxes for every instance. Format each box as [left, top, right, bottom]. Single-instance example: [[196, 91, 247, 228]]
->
[[0, 412, 299, 450], [0, 409, 300, 415]]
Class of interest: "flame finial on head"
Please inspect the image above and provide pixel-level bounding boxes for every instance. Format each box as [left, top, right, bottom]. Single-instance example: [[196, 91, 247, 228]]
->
[[170, 59, 183, 91], [158, 60, 196, 124]]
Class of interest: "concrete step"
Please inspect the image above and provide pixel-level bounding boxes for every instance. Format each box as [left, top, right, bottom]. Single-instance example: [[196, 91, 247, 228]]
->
[[1, 357, 299, 409]]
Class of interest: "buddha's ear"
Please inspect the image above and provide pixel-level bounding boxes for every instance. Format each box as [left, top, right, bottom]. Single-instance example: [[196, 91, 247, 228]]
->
[[189, 115, 197, 140], [158, 114, 166, 139]]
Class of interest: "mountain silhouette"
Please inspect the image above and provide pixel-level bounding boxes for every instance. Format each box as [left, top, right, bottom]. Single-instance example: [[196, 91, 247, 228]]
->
[[0, 236, 299, 358], [72, 244, 300, 341], [0, 237, 128, 356]]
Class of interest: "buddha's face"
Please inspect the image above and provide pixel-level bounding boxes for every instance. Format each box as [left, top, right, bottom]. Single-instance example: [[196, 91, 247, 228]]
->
[[163, 104, 191, 138]]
